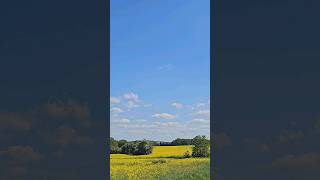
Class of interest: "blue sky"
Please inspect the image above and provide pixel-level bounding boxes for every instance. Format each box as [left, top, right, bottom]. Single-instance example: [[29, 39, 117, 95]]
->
[[110, 0, 210, 141]]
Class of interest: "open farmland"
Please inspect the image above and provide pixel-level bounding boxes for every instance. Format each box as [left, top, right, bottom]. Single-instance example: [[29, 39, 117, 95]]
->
[[110, 145, 210, 180]]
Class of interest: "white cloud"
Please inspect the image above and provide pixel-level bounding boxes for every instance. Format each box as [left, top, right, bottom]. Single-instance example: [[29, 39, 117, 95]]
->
[[110, 94, 211, 140], [110, 97, 120, 104], [110, 107, 123, 113], [152, 113, 177, 119], [113, 118, 130, 124], [136, 119, 147, 122], [127, 124, 157, 128], [122, 93, 140, 109], [171, 102, 183, 109], [188, 127, 199, 131], [190, 118, 210, 124], [193, 110, 210, 117], [114, 124, 129, 128], [112, 123, 157, 130], [126, 101, 139, 109], [155, 122, 179, 127], [196, 103, 206, 108], [123, 92, 139, 102], [128, 130, 145, 135]]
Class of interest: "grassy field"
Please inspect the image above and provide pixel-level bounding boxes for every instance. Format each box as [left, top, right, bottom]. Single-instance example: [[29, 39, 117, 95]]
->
[[110, 145, 210, 180]]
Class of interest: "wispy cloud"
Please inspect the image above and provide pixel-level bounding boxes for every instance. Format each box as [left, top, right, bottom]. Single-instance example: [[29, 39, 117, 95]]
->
[[136, 119, 147, 122], [112, 118, 130, 124], [110, 97, 120, 104], [123, 92, 139, 102], [126, 101, 139, 109], [110, 107, 124, 113], [152, 113, 177, 119], [155, 121, 180, 127], [171, 102, 183, 109], [123, 92, 139, 109], [110, 93, 210, 140], [196, 103, 206, 108], [127, 130, 145, 135], [190, 118, 209, 124], [193, 110, 210, 117]]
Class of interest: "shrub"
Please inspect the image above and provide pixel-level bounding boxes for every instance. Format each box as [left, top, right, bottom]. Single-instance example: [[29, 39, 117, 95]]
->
[[121, 140, 153, 155], [183, 150, 191, 158], [192, 135, 210, 157], [136, 140, 153, 155], [121, 143, 137, 155], [171, 138, 192, 146], [118, 139, 127, 148], [151, 159, 167, 164]]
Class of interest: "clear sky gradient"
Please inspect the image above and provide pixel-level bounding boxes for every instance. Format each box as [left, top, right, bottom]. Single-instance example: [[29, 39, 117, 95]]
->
[[110, 0, 210, 141]]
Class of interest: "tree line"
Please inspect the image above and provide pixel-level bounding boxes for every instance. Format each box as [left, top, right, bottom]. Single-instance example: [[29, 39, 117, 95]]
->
[[110, 138, 153, 155], [110, 135, 210, 157]]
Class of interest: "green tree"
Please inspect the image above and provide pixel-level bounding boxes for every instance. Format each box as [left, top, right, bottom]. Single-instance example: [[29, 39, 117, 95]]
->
[[136, 140, 153, 155], [192, 135, 210, 157], [171, 138, 192, 145], [110, 137, 121, 154], [121, 143, 137, 155], [118, 139, 127, 148], [120, 140, 153, 155]]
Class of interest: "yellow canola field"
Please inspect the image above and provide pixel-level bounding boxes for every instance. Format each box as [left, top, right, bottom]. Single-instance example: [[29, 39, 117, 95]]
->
[[110, 145, 210, 180]]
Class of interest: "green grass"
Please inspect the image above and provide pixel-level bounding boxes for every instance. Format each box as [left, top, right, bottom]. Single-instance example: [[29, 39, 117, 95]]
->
[[157, 160, 210, 180]]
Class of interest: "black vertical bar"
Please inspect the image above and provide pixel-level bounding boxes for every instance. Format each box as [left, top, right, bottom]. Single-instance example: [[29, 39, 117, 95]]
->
[[106, 0, 110, 179]]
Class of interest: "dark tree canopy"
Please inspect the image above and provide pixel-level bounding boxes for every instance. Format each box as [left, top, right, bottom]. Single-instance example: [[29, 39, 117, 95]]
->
[[192, 135, 210, 157], [110, 136, 210, 157], [118, 139, 127, 148], [110, 137, 121, 154], [171, 138, 193, 146], [120, 140, 153, 155]]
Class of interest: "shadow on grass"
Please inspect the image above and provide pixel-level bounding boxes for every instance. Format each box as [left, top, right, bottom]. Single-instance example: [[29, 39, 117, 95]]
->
[[112, 154, 210, 160], [159, 156, 189, 159], [158, 155, 210, 159], [112, 156, 186, 160]]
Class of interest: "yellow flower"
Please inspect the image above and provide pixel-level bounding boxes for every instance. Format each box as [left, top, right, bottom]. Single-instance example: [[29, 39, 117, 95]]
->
[[110, 146, 210, 180]]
